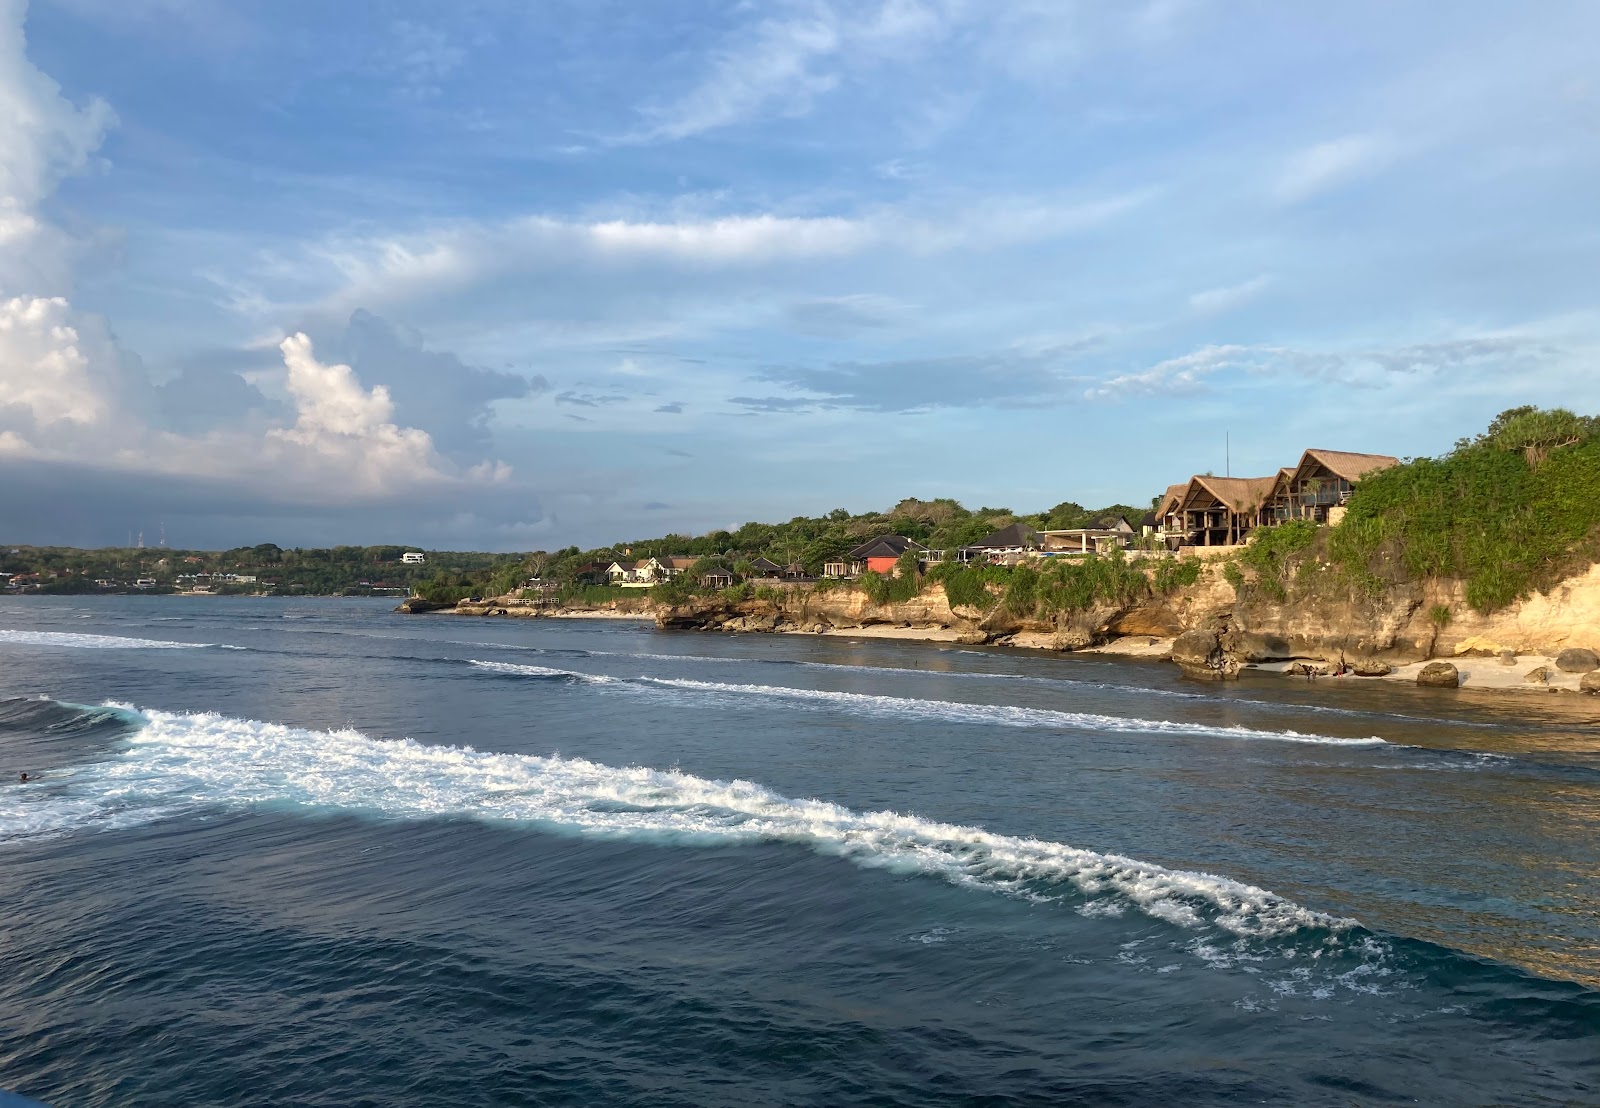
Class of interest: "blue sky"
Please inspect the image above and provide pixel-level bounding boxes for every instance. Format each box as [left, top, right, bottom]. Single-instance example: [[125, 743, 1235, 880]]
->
[[3, 0, 1598, 550]]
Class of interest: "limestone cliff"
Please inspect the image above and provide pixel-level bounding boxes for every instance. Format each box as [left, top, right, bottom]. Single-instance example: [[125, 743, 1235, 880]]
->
[[653, 559, 1600, 665]]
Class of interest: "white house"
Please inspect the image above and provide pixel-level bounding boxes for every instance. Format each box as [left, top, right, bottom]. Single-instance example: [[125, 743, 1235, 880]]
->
[[402, 552, 426, 565], [608, 557, 669, 586]]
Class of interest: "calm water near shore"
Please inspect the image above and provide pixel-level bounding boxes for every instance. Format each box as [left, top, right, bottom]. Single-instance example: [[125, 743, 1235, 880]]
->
[[1, 596, 1597, 1106]]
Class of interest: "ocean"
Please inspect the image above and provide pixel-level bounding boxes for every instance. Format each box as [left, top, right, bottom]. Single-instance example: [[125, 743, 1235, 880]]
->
[[0, 595, 1597, 1106]]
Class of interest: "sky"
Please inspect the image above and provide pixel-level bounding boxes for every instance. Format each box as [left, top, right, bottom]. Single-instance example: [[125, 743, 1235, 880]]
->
[[2, 0, 1598, 551]]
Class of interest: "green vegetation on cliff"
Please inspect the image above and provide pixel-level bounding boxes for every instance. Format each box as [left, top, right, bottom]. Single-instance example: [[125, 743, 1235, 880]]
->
[[1329, 407, 1600, 611]]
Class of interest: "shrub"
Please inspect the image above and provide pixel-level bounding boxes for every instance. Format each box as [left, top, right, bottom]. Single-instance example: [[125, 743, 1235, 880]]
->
[[1334, 415, 1600, 611], [934, 564, 998, 610], [1222, 561, 1245, 593], [1152, 557, 1202, 594], [1238, 519, 1317, 601]]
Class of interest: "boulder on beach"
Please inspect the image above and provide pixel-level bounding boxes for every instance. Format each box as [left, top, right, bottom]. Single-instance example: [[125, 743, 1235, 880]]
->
[[1581, 671, 1600, 695], [1171, 629, 1221, 668], [1416, 661, 1460, 688], [1170, 629, 1238, 681], [1352, 660, 1392, 677], [1498, 650, 1518, 666], [1524, 666, 1553, 685], [1555, 647, 1599, 673]]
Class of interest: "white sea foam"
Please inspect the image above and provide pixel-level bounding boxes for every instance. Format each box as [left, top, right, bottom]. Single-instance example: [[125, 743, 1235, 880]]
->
[[0, 704, 1354, 942], [633, 675, 1388, 747], [467, 659, 1389, 745], [0, 630, 213, 650], [478, 645, 1487, 728], [468, 660, 620, 684]]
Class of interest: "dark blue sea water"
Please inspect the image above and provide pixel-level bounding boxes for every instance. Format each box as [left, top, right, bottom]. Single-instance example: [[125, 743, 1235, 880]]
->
[[1, 597, 1598, 1106]]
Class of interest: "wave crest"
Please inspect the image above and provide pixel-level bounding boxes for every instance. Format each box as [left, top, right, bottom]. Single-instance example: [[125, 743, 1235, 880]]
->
[[0, 630, 215, 650], [3, 702, 1352, 944]]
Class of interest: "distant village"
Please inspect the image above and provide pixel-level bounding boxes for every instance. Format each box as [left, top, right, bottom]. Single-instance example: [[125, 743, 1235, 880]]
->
[[0, 546, 444, 596], [2, 447, 1400, 598], [545, 447, 1400, 593]]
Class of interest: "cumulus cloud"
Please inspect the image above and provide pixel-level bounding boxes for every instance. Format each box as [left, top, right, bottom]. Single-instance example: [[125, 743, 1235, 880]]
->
[[0, 4, 527, 535], [0, 295, 113, 426], [321, 309, 540, 458], [0, 0, 115, 295]]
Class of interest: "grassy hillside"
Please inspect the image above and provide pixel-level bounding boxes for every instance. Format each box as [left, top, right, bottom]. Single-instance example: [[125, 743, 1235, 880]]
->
[[1328, 407, 1600, 611]]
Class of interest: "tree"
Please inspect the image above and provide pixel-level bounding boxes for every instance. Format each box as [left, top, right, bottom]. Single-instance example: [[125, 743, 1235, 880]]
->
[[1483, 407, 1596, 469]]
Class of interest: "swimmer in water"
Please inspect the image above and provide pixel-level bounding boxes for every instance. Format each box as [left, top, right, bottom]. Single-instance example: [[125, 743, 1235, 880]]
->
[[18, 772, 29, 783]]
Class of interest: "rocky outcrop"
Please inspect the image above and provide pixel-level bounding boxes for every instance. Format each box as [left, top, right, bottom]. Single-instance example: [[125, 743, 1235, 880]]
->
[[1170, 629, 1239, 681], [1105, 606, 1184, 637], [1555, 647, 1600, 673], [1417, 662, 1460, 688], [655, 585, 1135, 651], [394, 596, 455, 613], [399, 595, 657, 619]]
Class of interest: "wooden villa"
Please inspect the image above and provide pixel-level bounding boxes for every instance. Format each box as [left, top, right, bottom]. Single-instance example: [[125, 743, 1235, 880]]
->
[[1177, 475, 1281, 547], [1152, 447, 1400, 549], [1266, 449, 1399, 524]]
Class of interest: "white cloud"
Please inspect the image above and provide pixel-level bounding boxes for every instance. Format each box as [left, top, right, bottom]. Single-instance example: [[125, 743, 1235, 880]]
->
[[1188, 274, 1273, 315], [0, 0, 115, 295], [1085, 335, 1557, 400], [0, 4, 524, 511], [630, 5, 844, 142], [1085, 343, 1254, 399], [231, 188, 1146, 325], [266, 332, 449, 493], [1273, 133, 1396, 204], [0, 295, 113, 427]]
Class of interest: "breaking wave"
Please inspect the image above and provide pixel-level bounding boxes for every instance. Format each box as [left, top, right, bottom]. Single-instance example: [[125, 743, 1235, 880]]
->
[[0, 629, 219, 650], [467, 660, 1388, 747], [466, 660, 621, 684], [458, 644, 1506, 729], [0, 701, 1354, 945]]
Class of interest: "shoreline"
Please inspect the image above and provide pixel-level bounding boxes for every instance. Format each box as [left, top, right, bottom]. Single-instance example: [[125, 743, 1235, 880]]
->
[[411, 599, 1600, 706]]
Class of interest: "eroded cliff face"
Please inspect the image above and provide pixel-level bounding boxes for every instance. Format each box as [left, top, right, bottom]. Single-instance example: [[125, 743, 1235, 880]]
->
[[1208, 563, 1600, 664], [655, 587, 1131, 650], [653, 559, 1600, 663]]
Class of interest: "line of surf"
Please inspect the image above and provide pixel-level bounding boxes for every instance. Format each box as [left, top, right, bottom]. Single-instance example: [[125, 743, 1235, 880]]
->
[[467, 660, 1386, 746], [0, 702, 1356, 944], [462, 644, 1501, 729], [0, 629, 225, 650]]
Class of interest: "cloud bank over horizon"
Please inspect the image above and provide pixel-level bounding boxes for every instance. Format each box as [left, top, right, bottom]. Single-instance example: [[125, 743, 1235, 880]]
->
[[4, 0, 1599, 549]]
